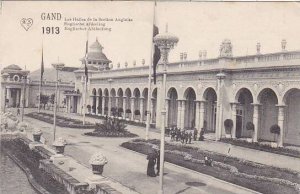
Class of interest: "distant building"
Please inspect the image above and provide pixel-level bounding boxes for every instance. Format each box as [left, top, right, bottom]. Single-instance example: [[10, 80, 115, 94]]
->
[[1, 64, 76, 111], [70, 38, 300, 146]]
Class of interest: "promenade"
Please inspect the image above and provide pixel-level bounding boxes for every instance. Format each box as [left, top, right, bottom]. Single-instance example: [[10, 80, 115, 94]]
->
[[15, 108, 261, 194], [41, 109, 300, 172]]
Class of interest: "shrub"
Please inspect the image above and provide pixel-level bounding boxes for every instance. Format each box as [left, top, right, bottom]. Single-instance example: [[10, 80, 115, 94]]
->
[[125, 109, 131, 114], [224, 119, 233, 134], [270, 124, 280, 134], [270, 124, 280, 143], [246, 122, 255, 131], [134, 110, 140, 115], [118, 108, 123, 113]]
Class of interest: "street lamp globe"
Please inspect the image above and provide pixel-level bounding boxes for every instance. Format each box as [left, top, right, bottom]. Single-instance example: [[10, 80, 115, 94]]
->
[[154, 26, 179, 60]]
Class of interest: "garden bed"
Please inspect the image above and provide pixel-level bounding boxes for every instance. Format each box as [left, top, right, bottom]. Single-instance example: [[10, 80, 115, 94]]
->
[[84, 116, 137, 138], [26, 112, 95, 129], [1, 137, 68, 194], [84, 131, 137, 138], [86, 114, 156, 128], [220, 138, 300, 159], [121, 139, 300, 194]]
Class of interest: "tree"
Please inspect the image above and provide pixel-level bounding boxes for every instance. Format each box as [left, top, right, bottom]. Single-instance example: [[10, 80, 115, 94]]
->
[[40, 94, 50, 109], [270, 124, 280, 146], [224, 119, 233, 137], [246, 122, 255, 142]]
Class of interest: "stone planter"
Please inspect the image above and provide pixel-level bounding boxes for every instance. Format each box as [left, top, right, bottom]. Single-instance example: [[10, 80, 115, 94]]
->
[[89, 152, 108, 175], [33, 129, 42, 142], [53, 138, 66, 154], [91, 164, 104, 175], [33, 134, 42, 142]]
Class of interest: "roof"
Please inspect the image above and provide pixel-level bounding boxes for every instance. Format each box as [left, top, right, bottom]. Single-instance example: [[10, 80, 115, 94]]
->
[[80, 38, 111, 63], [3, 64, 22, 71], [86, 52, 111, 62], [1, 64, 29, 75], [29, 68, 75, 82]]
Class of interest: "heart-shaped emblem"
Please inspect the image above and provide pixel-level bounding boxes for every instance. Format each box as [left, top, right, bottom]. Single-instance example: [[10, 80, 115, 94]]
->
[[20, 18, 33, 31]]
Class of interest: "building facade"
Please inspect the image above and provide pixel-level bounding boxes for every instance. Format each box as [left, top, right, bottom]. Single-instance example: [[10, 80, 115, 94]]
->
[[1, 64, 75, 111], [69, 38, 300, 146]]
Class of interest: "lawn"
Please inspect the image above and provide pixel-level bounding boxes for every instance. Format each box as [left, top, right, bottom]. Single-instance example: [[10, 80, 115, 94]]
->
[[121, 139, 300, 194], [26, 112, 95, 129]]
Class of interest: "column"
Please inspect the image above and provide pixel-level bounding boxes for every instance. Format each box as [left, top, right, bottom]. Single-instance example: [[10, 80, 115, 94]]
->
[[96, 95, 99, 115], [16, 89, 20, 107], [231, 102, 238, 139], [7, 88, 11, 107], [277, 105, 286, 147], [151, 98, 155, 123], [108, 96, 112, 116], [101, 96, 105, 115], [198, 101, 206, 138], [140, 97, 145, 122], [176, 100, 182, 128], [180, 100, 186, 129], [130, 97, 135, 121], [216, 73, 226, 140], [165, 99, 170, 127], [195, 101, 200, 130], [123, 96, 126, 119], [252, 103, 260, 142]]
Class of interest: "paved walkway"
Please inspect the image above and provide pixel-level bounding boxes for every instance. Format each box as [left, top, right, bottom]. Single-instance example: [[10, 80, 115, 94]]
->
[[38, 109, 300, 172], [14, 108, 259, 194]]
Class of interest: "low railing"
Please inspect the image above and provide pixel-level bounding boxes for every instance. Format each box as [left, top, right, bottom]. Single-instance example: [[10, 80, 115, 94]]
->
[[82, 50, 300, 80]]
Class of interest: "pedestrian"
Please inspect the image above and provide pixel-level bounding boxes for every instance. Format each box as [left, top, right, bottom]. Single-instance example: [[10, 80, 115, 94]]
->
[[181, 130, 186, 144], [199, 128, 205, 141], [146, 149, 157, 177], [185, 131, 189, 144], [154, 146, 160, 176], [188, 131, 192, 144], [176, 128, 181, 142], [193, 128, 198, 141], [17, 107, 20, 116]]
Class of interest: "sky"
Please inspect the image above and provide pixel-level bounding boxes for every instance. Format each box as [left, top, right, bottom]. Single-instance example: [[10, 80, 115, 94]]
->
[[0, 1, 154, 71], [156, 2, 300, 62], [1, 2, 300, 72]]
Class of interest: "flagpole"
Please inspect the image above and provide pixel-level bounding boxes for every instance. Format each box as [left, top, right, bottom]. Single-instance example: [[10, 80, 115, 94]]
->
[[82, 31, 89, 125], [145, 2, 156, 141], [38, 77, 42, 113], [38, 44, 43, 113], [82, 76, 86, 125]]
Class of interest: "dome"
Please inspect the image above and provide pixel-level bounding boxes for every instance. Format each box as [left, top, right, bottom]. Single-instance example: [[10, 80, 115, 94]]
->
[[89, 38, 104, 52], [3, 64, 22, 71], [80, 38, 111, 64]]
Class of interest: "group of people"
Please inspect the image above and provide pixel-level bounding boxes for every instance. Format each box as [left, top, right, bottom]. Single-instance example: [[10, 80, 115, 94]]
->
[[146, 146, 160, 177], [169, 127, 205, 144]]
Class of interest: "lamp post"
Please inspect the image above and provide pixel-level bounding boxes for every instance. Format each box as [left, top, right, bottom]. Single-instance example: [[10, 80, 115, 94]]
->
[[21, 75, 28, 122], [153, 25, 178, 194], [52, 63, 65, 141], [108, 78, 113, 117]]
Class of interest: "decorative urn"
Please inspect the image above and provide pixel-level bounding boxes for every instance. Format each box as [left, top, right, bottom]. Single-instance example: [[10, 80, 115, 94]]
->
[[17, 122, 28, 132], [53, 137, 66, 154], [89, 152, 108, 175], [33, 128, 42, 142]]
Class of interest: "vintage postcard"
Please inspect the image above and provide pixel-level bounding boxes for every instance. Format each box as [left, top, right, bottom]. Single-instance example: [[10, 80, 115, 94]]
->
[[1, 1, 300, 194]]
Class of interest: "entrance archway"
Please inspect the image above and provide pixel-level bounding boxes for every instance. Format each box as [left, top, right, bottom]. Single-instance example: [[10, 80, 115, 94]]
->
[[167, 88, 178, 127], [283, 88, 300, 145], [235, 88, 254, 138], [91, 88, 97, 114], [203, 88, 217, 132], [184, 88, 196, 129], [258, 88, 278, 141]]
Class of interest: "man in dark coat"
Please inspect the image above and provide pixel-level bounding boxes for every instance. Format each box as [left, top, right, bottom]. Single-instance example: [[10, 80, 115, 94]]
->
[[155, 148, 160, 176]]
